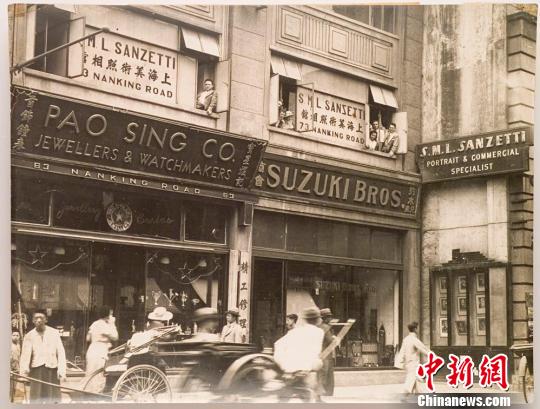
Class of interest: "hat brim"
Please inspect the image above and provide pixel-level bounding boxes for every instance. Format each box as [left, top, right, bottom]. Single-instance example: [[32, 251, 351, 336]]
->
[[226, 310, 240, 317], [148, 312, 173, 321], [194, 314, 219, 323]]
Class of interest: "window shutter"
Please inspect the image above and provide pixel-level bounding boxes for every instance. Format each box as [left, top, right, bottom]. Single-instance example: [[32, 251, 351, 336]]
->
[[269, 74, 280, 125], [178, 54, 197, 108], [67, 17, 85, 78], [393, 111, 408, 154], [214, 59, 230, 113]]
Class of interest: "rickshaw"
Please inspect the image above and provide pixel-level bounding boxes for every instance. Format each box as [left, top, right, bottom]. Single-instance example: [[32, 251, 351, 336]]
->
[[12, 319, 355, 403], [81, 325, 278, 402]]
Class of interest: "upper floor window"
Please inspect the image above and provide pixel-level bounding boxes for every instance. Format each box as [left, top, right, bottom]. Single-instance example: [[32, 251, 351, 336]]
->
[[26, 6, 229, 115], [332, 5, 397, 34], [32, 5, 71, 75]]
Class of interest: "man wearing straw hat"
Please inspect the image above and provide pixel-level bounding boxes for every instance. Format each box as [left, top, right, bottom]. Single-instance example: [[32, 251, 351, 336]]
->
[[127, 307, 173, 356], [221, 308, 244, 343], [273, 306, 324, 395]]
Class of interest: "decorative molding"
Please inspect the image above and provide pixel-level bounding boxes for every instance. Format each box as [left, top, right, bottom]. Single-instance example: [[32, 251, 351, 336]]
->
[[275, 6, 397, 80]]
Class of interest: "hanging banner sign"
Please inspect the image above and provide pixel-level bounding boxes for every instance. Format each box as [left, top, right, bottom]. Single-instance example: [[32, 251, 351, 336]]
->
[[295, 87, 367, 150], [416, 127, 532, 183], [254, 154, 420, 218], [11, 87, 266, 192], [77, 30, 178, 105]]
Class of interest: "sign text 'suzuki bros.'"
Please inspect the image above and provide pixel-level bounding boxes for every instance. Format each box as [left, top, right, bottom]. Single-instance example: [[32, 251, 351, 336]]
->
[[416, 127, 532, 183]]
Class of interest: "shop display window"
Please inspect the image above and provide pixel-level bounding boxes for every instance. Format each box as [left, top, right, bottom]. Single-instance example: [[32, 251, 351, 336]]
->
[[53, 186, 181, 240], [253, 211, 399, 263], [251, 257, 401, 368], [286, 261, 400, 368], [11, 175, 50, 225], [252, 211, 286, 249], [184, 201, 227, 244], [431, 269, 491, 347], [146, 250, 226, 333], [11, 235, 91, 370]]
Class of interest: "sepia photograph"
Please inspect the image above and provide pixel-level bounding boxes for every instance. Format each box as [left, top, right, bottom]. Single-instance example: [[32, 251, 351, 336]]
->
[[7, 1, 536, 405]]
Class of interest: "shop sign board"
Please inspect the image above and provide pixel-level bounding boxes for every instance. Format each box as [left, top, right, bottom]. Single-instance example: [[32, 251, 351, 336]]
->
[[416, 127, 532, 183], [11, 87, 266, 192], [78, 30, 178, 105], [295, 87, 366, 150], [254, 154, 420, 218]]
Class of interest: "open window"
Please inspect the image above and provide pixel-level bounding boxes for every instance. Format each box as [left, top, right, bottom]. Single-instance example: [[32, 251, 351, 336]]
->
[[30, 5, 84, 77], [269, 55, 302, 129], [367, 84, 407, 155], [180, 26, 228, 114]]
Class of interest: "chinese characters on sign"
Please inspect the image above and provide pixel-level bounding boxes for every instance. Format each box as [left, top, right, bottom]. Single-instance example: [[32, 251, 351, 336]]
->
[[78, 31, 178, 104], [237, 251, 250, 340], [11, 87, 266, 192], [416, 127, 532, 183], [416, 352, 509, 392], [254, 154, 420, 218], [296, 87, 366, 150]]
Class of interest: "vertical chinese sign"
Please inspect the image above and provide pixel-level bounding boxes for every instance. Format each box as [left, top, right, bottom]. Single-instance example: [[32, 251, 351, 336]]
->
[[237, 251, 251, 342]]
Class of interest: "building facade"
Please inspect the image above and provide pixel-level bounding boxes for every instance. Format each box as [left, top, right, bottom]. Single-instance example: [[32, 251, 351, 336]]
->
[[9, 3, 534, 378], [420, 4, 535, 378]]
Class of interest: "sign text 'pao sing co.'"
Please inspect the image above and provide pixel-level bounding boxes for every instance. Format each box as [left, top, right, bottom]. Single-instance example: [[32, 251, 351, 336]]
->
[[416, 127, 532, 183]]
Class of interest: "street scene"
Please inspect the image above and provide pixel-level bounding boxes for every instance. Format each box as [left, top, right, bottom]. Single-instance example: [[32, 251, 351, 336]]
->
[[9, 2, 535, 404]]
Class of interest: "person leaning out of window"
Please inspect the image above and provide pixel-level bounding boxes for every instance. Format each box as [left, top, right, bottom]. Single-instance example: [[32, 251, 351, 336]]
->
[[379, 123, 400, 157], [196, 79, 218, 116]]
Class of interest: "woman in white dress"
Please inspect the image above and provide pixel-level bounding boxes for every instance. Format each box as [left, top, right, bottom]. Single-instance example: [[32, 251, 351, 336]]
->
[[85, 306, 118, 376]]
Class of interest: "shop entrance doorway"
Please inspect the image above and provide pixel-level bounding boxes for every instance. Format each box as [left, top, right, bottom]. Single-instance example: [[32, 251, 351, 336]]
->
[[90, 244, 147, 345]]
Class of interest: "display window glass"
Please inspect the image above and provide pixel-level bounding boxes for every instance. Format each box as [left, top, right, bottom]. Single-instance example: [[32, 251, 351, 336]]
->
[[53, 185, 181, 240], [11, 235, 91, 370], [146, 249, 226, 333], [431, 269, 490, 347], [184, 201, 228, 244], [251, 257, 401, 369], [11, 175, 50, 225]]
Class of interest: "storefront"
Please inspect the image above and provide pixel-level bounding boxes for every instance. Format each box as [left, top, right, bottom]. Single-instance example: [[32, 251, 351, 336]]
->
[[250, 153, 421, 369], [416, 127, 533, 372], [11, 86, 265, 369]]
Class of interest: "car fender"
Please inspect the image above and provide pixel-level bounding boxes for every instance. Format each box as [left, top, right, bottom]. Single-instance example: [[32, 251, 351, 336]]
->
[[216, 353, 277, 391]]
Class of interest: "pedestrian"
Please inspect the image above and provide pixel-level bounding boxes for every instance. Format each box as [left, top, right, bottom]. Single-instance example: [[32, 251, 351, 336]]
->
[[285, 313, 298, 331], [19, 310, 66, 404], [398, 321, 430, 399], [318, 308, 335, 396], [220, 308, 243, 343], [274, 307, 324, 400], [10, 328, 21, 402], [185, 307, 220, 342], [85, 305, 118, 376]]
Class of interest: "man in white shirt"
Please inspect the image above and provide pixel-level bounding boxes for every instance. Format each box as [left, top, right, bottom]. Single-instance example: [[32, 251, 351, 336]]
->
[[400, 321, 430, 397], [274, 307, 324, 397], [20, 310, 66, 403]]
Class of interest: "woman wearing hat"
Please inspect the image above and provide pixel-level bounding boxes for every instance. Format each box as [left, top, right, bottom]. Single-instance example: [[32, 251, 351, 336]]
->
[[220, 308, 243, 343]]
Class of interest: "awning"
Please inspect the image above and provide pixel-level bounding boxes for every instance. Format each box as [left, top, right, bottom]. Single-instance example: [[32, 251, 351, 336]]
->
[[181, 27, 220, 57], [270, 55, 302, 81], [369, 85, 398, 109]]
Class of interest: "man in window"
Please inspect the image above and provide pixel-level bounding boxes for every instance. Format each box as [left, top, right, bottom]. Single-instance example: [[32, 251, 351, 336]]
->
[[380, 123, 400, 157], [196, 79, 218, 116]]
